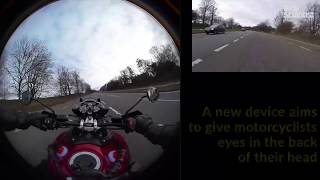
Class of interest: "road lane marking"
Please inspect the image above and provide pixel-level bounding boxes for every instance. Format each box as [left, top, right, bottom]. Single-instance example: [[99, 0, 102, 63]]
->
[[158, 99, 180, 102], [109, 106, 122, 115], [161, 90, 180, 94], [214, 44, 229, 52], [192, 59, 203, 67], [108, 94, 120, 97], [299, 46, 312, 52], [233, 39, 239, 43], [240, 36, 244, 39]]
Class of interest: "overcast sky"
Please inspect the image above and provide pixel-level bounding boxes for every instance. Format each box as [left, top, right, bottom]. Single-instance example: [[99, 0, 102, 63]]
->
[[3, 0, 177, 91], [192, 0, 320, 27]]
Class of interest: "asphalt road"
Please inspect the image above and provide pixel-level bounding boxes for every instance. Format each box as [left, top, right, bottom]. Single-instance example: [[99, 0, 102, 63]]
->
[[192, 31, 320, 72], [5, 90, 180, 171]]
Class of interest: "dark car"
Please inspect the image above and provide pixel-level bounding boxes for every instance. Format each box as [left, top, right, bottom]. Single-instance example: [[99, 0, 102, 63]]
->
[[204, 24, 226, 35]]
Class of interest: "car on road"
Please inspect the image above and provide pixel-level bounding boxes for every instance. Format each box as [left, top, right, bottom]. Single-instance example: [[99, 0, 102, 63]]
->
[[204, 24, 226, 35], [240, 27, 246, 31]]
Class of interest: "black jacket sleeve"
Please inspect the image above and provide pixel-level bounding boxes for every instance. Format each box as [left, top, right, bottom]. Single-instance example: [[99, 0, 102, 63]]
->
[[142, 122, 180, 149], [0, 106, 30, 131]]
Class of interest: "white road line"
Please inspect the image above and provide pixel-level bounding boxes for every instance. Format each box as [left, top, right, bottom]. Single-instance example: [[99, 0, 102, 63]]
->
[[233, 39, 239, 43], [192, 59, 203, 67], [161, 90, 180, 94], [158, 99, 180, 102], [240, 36, 244, 39], [214, 44, 229, 52], [299, 46, 312, 52], [108, 94, 120, 97], [109, 106, 122, 115]]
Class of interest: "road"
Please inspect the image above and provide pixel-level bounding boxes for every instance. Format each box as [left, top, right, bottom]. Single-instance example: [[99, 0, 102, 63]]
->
[[192, 31, 320, 72], [5, 91, 180, 171]]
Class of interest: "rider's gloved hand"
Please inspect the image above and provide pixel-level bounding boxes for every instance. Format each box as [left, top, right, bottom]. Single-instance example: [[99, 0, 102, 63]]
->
[[124, 111, 153, 134], [29, 111, 57, 131]]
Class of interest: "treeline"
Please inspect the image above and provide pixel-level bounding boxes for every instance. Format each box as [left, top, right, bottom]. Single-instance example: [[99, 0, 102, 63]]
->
[[100, 44, 180, 91], [253, 2, 320, 36], [192, 0, 242, 30], [56, 66, 91, 96], [0, 37, 91, 100], [274, 2, 320, 36]]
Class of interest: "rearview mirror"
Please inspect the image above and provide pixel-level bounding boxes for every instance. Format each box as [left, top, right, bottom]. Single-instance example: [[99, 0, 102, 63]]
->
[[21, 90, 32, 105], [147, 87, 159, 103]]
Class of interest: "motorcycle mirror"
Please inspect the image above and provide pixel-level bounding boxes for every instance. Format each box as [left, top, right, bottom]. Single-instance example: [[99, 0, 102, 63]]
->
[[146, 87, 159, 103], [21, 90, 33, 105]]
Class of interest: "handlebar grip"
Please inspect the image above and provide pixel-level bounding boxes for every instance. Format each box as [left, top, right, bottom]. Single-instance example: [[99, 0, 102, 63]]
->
[[55, 114, 69, 122]]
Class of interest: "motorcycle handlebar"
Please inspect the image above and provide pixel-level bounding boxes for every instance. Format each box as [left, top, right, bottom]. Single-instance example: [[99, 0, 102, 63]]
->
[[53, 115, 125, 129]]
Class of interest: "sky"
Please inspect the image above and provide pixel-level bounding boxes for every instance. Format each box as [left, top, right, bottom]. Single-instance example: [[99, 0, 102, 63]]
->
[[192, 0, 320, 27], [3, 0, 177, 91]]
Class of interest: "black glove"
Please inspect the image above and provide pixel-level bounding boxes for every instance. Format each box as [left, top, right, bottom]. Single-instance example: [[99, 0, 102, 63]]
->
[[30, 111, 57, 131], [124, 111, 153, 134]]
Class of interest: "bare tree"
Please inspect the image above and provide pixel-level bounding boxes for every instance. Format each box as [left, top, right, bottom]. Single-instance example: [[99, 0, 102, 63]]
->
[[150, 44, 179, 64], [57, 66, 73, 96], [192, 10, 199, 21], [5, 37, 53, 99], [274, 9, 286, 29], [208, 1, 218, 25], [226, 18, 235, 29], [199, 0, 215, 25], [0, 50, 8, 99], [306, 2, 320, 35], [72, 70, 81, 94]]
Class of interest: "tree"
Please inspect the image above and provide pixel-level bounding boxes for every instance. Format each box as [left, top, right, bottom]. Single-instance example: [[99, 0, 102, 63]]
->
[[226, 18, 235, 29], [192, 10, 198, 21], [5, 37, 53, 99], [199, 0, 215, 25], [136, 58, 152, 74], [274, 9, 286, 29], [306, 2, 320, 35], [57, 66, 73, 96], [277, 21, 294, 34], [0, 50, 8, 99], [119, 69, 130, 85], [254, 20, 274, 32], [72, 70, 81, 94], [208, 1, 217, 25]]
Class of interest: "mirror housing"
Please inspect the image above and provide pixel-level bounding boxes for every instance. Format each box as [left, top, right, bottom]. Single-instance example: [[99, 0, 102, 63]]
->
[[21, 90, 32, 105], [146, 87, 159, 103]]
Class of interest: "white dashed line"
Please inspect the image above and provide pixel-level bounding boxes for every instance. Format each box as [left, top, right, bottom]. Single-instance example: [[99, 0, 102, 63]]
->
[[158, 99, 180, 102], [109, 106, 122, 115], [214, 44, 230, 52], [240, 36, 244, 39], [299, 46, 312, 52], [192, 59, 203, 67], [161, 90, 180, 94], [108, 94, 120, 97], [233, 39, 239, 43]]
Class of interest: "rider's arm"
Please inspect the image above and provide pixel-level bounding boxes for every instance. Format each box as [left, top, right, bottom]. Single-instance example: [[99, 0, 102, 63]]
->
[[127, 114, 179, 149], [0, 107, 48, 131]]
